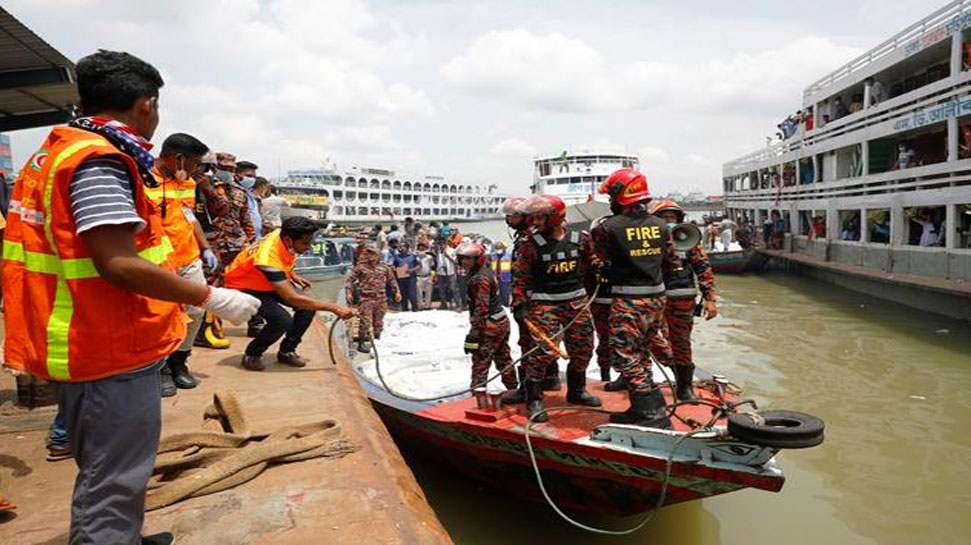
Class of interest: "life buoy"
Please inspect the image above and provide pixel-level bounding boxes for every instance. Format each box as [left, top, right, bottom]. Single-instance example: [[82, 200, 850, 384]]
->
[[727, 410, 824, 449]]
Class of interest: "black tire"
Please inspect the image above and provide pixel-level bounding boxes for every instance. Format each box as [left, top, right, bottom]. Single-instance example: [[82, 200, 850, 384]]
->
[[728, 410, 825, 449]]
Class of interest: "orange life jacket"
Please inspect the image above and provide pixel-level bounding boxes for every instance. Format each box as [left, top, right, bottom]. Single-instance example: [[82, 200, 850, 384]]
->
[[223, 229, 296, 292], [146, 165, 200, 268], [2, 126, 186, 382]]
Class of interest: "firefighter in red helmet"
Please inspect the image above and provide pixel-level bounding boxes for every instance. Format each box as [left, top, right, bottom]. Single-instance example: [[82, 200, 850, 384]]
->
[[591, 169, 677, 428], [499, 196, 534, 404], [456, 241, 519, 396], [511, 195, 601, 422]]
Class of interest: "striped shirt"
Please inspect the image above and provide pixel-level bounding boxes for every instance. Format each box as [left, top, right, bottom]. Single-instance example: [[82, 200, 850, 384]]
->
[[69, 158, 145, 235]]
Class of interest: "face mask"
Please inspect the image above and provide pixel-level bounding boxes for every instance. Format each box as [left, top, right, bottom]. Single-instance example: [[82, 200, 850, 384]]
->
[[175, 157, 188, 181], [213, 170, 232, 183], [239, 176, 257, 189]]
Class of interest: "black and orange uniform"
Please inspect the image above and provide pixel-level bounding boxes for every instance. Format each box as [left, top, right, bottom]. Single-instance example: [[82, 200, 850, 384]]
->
[[510, 226, 536, 374], [592, 210, 675, 394], [345, 260, 399, 340], [511, 229, 596, 386], [225, 229, 313, 357], [648, 245, 716, 368], [587, 215, 615, 380], [466, 265, 517, 390]]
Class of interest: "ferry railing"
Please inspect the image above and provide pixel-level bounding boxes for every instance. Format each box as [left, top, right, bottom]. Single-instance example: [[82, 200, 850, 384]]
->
[[724, 72, 971, 176], [802, 0, 970, 102], [724, 160, 971, 205]]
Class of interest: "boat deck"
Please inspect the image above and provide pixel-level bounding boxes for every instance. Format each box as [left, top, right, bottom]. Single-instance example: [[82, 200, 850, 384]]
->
[[420, 379, 729, 439], [0, 321, 452, 544]]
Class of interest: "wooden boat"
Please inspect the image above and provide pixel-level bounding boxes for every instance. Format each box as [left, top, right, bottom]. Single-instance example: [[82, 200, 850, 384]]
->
[[709, 248, 769, 274], [353, 369, 812, 516]]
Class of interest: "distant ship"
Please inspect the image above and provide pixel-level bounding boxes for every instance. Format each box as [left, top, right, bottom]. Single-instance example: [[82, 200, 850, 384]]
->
[[532, 150, 639, 206], [276, 161, 508, 223]]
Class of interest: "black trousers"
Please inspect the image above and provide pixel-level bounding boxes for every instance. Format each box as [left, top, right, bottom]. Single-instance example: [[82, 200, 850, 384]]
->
[[243, 290, 315, 357]]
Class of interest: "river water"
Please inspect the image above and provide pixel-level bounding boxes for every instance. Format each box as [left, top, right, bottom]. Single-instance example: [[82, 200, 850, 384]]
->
[[314, 219, 971, 544]]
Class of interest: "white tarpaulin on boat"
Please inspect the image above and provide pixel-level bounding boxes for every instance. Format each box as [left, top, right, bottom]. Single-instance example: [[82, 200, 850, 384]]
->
[[355, 309, 669, 400]]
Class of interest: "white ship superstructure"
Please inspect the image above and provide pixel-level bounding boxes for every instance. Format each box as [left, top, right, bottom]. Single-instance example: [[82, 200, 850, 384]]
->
[[722, 0, 971, 283], [277, 165, 507, 223], [532, 151, 639, 206]]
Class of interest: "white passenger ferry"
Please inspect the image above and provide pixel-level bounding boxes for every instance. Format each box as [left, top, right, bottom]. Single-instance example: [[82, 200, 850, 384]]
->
[[275, 163, 508, 223], [721, 0, 971, 320], [532, 151, 639, 206]]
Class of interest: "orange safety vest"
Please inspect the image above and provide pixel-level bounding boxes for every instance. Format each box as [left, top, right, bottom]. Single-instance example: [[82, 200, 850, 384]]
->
[[224, 229, 296, 292], [146, 165, 200, 268], [2, 126, 186, 382]]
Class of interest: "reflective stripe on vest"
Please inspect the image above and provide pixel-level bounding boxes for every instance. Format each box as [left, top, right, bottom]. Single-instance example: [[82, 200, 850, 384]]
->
[[592, 297, 612, 304], [33, 139, 172, 380], [144, 188, 196, 200], [489, 310, 507, 321], [666, 287, 697, 298], [531, 287, 587, 302], [612, 284, 665, 295]]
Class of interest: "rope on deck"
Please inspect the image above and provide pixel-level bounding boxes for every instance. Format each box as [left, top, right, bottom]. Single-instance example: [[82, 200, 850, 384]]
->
[[145, 391, 359, 511]]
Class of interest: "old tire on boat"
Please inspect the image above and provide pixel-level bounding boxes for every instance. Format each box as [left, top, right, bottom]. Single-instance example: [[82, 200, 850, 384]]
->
[[727, 410, 824, 449]]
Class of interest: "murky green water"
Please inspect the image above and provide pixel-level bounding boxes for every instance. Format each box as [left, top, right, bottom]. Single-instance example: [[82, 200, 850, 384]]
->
[[316, 220, 971, 544]]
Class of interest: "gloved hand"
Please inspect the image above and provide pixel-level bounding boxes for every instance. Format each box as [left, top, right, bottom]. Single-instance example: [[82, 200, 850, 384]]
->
[[201, 248, 219, 271], [512, 304, 527, 324], [201, 286, 261, 324], [463, 332, 480, 354]]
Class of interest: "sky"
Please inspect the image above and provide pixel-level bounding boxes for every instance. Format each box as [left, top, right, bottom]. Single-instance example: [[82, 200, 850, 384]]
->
[[4, 0, 941, 195]]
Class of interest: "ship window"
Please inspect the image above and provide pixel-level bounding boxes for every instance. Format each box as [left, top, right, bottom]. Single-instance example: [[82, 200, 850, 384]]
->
[[837, 210, 861, 241], [958, 204, 971, 248], [346, 191, 356, 200], [906, 206, 946, 247], [382, 180, 391, 190], [333, 190, 343, 199], [865, 208, 890, 244]]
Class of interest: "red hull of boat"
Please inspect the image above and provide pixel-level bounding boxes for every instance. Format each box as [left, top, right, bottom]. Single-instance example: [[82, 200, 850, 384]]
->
[[364, 382, 785, 516]]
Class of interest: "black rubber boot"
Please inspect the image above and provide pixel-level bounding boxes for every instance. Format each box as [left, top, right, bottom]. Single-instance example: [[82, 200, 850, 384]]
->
[[167, 350, 197, 389], [609, 388, 673, 429], [525, 379, 547, 423], [603, 376, 627, 392], [600, 367, 612, 382], [540, 363, 561, 391], [142, 532, 175, 545], [502, 367, 526, 404], [566, 371, 602, 406], [160, 365, 177, 398], [674, 363, 697, 401]]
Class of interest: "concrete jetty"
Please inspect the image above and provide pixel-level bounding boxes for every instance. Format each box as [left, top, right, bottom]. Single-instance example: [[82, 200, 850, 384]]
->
[[0, 320, 453, 544]]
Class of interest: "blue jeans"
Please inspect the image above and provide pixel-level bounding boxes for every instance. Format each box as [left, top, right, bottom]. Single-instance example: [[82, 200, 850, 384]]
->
[[47, 405, 69, 449]]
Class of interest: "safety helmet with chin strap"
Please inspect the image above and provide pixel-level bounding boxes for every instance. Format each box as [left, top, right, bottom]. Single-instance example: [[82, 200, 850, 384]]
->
[[524, 194, 567, 228], [456, 241, 487, 267], [599, 168, 651, 206], [648, 199, 685, 223]]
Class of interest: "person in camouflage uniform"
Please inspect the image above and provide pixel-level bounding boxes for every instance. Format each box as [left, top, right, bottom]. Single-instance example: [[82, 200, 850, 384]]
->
[[512, 195, 601, 422], [346, 246, 400, 353], [199, 152, 255, 268], [501, 197, 535, 402], [648, 199, 718, 401], [593, 169, 676, 429], [456, 242, 519, 395], [586, 215, 620, 390]]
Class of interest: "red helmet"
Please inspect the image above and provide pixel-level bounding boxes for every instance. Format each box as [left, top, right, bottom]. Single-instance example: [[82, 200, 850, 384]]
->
[[600, 168, 651, 206], [648, 199, 685, 222], [501, 196, 528, 216], [456, 241, 487, 267], [525, 194, 567, 228]]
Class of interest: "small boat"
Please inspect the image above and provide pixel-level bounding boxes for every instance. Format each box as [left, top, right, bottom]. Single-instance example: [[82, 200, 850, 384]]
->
[[342, 311, 823, 517], [708, 248, 769, 274], [295, 236, 356, 280]]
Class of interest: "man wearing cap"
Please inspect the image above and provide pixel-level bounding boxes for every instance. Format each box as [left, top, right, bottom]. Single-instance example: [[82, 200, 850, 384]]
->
[[199, 152, 255, 268]]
